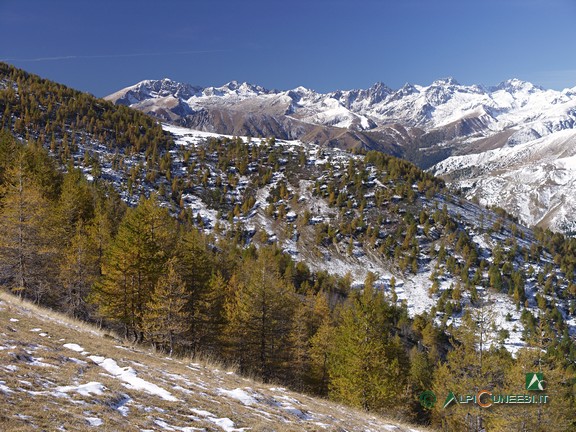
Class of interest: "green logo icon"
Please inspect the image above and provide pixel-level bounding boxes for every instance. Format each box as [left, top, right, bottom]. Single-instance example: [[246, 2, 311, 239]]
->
[[526, 373, 545, 391], [443, 391, 458, 408], [419, 390, 437, 409]]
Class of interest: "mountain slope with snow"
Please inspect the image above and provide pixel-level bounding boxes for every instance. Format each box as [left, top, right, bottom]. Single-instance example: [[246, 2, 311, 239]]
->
[[433, 128, 576, 233], [0, 291, 430, 432], [107, 77, 576, 233]]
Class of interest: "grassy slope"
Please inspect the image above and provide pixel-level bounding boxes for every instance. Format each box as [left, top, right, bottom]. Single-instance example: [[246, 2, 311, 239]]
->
[[0, 291, 431, 432]]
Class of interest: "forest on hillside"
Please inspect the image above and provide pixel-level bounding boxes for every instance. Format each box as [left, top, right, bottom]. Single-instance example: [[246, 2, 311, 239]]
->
[[1, 62, 576, 430], [0, 130, 575, 430]]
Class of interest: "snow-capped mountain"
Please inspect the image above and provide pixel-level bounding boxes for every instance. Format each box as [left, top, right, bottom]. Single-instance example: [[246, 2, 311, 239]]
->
[[106, 77, 576, 141], [107, 77, 576, 233], [433, 128, 576, 233]]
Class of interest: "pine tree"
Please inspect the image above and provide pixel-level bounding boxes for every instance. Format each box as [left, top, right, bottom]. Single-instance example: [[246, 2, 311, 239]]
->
[[141, 257, 190, 356]]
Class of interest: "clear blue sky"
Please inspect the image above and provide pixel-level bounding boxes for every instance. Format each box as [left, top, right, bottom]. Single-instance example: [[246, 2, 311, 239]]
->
[[1, 0, 576, 97]]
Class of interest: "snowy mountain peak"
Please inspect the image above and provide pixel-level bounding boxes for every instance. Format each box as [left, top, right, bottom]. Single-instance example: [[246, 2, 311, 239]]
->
[[431, 77, 460, 87], [366, 81, 393, 102], [106, 78, 203, 106], [202, 80, 272, 98], [492, 78, 542, 93]]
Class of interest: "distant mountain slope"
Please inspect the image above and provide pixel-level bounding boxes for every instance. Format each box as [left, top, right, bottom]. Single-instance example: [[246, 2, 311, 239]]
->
[[106, 77, 576, 158], [106, 76, 576, 233], [0, 291, 429, 432], [1, 63, 575, 353], [433, 129, 576, 233]]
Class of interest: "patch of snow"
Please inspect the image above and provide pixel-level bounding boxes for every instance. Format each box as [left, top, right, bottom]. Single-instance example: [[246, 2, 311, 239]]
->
[[217, 387, 257, 405], [0, 381, 13, 394], [88, 356, 178, 402], [63, 343, 85, 352], [56, 382, 105, 396], [85, 417, 103, 427]]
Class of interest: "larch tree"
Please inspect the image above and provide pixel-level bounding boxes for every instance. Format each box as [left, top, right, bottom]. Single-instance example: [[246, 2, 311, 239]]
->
[[224, 247, 296, 382], [328, 274, 409, 413], [58, 220, 100, 319], [92, 195, 176, 340], [431, 295, 508, 432], [0, 152, 54, 302], [175, 228, 214, 356], [189, 270, 228, 358], [141, 257, 190, 356]]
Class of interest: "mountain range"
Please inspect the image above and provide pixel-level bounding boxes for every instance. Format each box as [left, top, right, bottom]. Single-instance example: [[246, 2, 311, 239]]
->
[[107, 77, 576, 234], [2, 62, 576, 431]]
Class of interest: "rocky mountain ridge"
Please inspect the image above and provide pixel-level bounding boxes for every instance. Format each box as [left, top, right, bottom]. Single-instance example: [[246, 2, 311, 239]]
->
[[107, 77, 576, 234]]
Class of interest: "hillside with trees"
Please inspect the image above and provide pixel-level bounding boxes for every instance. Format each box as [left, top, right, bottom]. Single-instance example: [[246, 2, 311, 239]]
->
[[0, 64, 575, 430]]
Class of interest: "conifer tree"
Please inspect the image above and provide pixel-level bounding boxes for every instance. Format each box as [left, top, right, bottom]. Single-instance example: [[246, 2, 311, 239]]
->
[[92, 195, 176, 340], [57, 168, 95, 241], [59, 221, 99, 319], [431, 296, 506, 431], [224, 247, 296, 382], [0, 152, 54, 302], [141, 257, 190, 356], [176, 228, 214, 355], [487, 321, 575, 431], [309, 291, 335, 395], [288, 290, 332, 391], [328, 274, 409, 412], [189, 271, 228, 357]]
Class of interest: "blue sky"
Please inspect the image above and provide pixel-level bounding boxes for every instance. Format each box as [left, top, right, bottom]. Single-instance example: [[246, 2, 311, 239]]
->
[[1, 0, 575, 96]]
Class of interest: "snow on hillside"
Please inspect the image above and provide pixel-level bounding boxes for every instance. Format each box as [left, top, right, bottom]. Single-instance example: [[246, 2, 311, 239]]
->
[[106, 77, 576, 234], [433, 128, 576, 232], [0, 292, 429, 432], [160, 125, 574, 354]]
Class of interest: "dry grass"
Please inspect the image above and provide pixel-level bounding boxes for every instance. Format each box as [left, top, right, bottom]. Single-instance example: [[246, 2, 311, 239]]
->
[[0, 290, 432, 431]]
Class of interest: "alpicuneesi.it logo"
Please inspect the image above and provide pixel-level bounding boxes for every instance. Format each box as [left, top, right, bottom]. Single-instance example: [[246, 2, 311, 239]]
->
[[526, 372, 545, 391], [420, 373, 549, 410]]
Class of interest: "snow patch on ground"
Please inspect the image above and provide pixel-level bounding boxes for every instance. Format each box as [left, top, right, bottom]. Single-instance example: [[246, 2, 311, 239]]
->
[[56, 382, 105, 397], [88, 356, 178, 402], [217, 387, 257, 405], [63, 343, 85, 352], [85, 417, 103, 427]]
